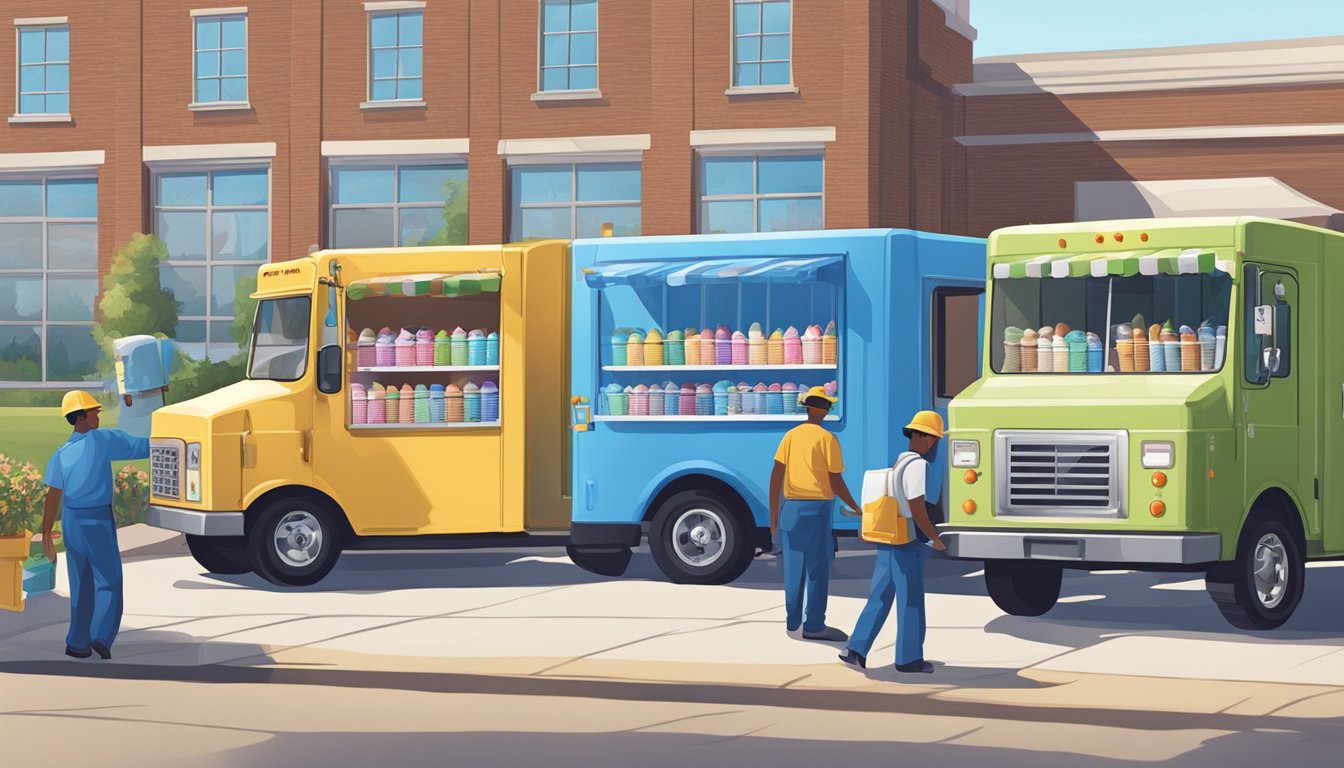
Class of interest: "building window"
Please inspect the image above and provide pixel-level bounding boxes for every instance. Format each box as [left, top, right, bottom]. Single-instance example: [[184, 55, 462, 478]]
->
[[510, 162, 640, 240], [193, 13, 248, 105], [732, 0, 791, 87], [699, 153, 821, 233], [329, 162, 468, 248], [16, 23, 70, 115], [369, 10, 423, 102], [0, 175, 98, 384], [152, 168, 269, 360], [539, 0, 597, 92]]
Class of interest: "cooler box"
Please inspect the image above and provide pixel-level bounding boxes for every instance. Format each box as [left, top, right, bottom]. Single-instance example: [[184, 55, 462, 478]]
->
[[113, 335, 177, 438], [22, 557, 56, 595]]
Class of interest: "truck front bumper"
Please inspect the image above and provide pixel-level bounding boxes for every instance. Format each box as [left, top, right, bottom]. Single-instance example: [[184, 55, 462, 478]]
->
[[940, 528, 1221, 565], [147, 505, 245, 537]]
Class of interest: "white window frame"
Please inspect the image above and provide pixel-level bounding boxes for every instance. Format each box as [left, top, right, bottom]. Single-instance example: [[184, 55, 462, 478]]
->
[[535, 0, 600, 97], [189, 8, 250, 111], [150, 163, 271, 361], [0, 170, 98, 388], [697, 149, 824, 234], [727, 0, 796, 96], [363, 7, 425, 109], [326, 156, 469, 249], [508, 159, 640, 241], [12, 20, 71, 122]]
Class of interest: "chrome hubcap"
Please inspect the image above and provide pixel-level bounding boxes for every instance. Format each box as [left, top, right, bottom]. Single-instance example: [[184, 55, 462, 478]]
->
[[274, 511, 323, 568], [672, 508, 726, 567], [1252, 533, 1288, 609]]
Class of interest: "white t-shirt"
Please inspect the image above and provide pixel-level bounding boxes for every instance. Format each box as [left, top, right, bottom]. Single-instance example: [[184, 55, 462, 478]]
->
[[896, 451, 927, 503]]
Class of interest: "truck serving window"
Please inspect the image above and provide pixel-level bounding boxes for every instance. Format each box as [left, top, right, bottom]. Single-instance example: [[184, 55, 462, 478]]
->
[[933, 287, 983, 401], [247, 296, 312, 382], [989, 271, 1232, 374]]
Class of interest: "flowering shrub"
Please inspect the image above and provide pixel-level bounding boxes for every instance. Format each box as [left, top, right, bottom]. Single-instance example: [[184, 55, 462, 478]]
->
[[113, 465, 151, 527], [0, 454, 44, 536]]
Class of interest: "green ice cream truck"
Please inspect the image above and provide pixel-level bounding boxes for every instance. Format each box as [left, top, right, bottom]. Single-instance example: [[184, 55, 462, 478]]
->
[[944, 216, 1344, 630]]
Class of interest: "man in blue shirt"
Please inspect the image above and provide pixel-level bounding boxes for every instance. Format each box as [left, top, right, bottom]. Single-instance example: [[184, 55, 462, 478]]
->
[[41, 391, 151, 660]]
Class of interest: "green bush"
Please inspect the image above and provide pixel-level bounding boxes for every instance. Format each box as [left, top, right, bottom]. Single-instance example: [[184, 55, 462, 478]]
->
[[92, 234, 179, 375], [169, 356, 248, 404]]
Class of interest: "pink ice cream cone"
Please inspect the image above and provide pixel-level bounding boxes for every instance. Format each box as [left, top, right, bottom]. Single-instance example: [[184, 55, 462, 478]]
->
[[783, 326, 802, 365]]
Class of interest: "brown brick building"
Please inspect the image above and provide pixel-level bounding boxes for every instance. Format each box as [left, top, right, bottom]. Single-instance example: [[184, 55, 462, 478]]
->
[[0, 0, 973, 386]]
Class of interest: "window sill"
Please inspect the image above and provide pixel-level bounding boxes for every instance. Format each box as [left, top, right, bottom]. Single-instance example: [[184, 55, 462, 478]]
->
[[8, 113, 72, 124], [188, 101, 253, 112], [725, 84, 799, 97], [530, 89, 604, 103], [360, 99, 427, 110]]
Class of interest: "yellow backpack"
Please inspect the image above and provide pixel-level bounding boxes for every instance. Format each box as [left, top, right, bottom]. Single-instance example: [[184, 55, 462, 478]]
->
[[860, 453, 919, 546]]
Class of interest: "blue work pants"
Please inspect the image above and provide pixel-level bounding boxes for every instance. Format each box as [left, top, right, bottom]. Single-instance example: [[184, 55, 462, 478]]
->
[[62, 506, 123, 651], [848, 542, 926, 665], [779, 498, 833, 633]]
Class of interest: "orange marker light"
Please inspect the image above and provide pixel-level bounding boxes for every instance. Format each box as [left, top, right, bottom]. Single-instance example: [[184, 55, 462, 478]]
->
[[1150, 500, 1166, 517], [963, 470, 978, 484], [1208, 469, 1215, 480], [1151, 471, 1167, 488], [962, 499, 977, 515], [1095, 234, 1105, 244], [1140, 232, 1149, 242], [1114, 232, 1124, 242], [1058, 238, 1068, 249]]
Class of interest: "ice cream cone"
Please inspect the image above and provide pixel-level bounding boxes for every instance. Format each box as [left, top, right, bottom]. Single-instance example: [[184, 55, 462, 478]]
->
[[1002, 326, 1023, 373], [398, 384, 414, 424], [768, 329, 785, 366], [666, 330, 685, 366], [731, 331, 747, 366], [716, 326, 732, 365], [627, 331, 645, 367], [782, 327, 801, 365], [679, 383, 696, 416], [699, 329, 715, 365], [683, 329, 700, 367], [822, 321, 837, 365], [612, 330, 628, 366], [1053, 337, 1068, 372], [1036, 336, 1053, 372], [1133, 336, 1150, 372], [351, 383, 367, 425], [802, 324, 822, 364], [451, 327, 468, 367], [645, 328, 664, 366], [366, 383, 386, 424]]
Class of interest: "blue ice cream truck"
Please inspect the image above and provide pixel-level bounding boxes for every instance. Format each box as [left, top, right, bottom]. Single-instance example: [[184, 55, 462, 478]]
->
[[567, 229, 985, 584]]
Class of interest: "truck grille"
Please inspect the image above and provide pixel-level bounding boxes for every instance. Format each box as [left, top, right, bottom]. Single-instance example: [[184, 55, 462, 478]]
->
[[995, 430, 1126, 517], [151, 445, 181, 499]]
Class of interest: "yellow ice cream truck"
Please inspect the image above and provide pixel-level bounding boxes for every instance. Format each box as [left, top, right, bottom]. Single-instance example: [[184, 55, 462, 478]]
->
[[145, 243, 570, 585], [945, 217, 1344, 629]]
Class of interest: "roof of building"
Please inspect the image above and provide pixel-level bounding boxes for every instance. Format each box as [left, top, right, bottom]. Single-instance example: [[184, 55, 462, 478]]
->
[[957, 35, 1344, 96]]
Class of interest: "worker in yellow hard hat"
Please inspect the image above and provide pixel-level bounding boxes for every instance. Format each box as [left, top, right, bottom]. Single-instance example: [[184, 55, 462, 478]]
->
[[40, 390, 150, 660], [766, 385, 861, 643], [840, 410, 946, 674]]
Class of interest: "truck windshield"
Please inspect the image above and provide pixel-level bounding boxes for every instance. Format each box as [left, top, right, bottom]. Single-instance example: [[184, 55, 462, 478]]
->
[[247, 296, 312, 381], [990, 272, 1232, 374]]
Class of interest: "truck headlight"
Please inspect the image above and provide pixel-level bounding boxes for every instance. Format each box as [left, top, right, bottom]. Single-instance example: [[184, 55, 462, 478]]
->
[[185, 442, 202, 502], [1141, 441, 1174, 469], [951, 440, 979, 468]]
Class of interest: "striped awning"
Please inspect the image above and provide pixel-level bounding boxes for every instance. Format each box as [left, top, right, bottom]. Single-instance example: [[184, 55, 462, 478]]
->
[[583, 255, 843, 289], [346, 271, 502, 301], [992, 249, 1223, 280]]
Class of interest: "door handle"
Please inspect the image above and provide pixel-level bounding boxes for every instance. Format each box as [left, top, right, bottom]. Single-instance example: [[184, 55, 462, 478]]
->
[[300, 429, 313, 463]]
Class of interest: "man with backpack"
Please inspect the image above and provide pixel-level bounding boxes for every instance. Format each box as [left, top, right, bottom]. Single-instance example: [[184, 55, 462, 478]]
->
[[839, 410, 947, 673]]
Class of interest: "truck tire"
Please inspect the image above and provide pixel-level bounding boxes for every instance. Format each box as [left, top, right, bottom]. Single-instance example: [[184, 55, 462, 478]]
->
[[1205, 515, 1305, 630], [649, 489, 754, 585], [984, 560, 1062, 616], [185, 534, 252, 575], [567, 545, 632, 577], [247, 497, 343, 587]]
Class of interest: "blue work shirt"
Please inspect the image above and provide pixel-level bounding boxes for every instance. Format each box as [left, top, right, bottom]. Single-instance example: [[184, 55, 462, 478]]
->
[[44, 429, 151, 509]]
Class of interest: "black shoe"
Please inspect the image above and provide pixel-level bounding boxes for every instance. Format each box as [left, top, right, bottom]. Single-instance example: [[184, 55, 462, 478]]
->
[[65, 645, 92, 659], [895, 660, 935, 674], [838, 649, 867, 669], [801, 626, 849, 642], [91, 642, 112, 660]]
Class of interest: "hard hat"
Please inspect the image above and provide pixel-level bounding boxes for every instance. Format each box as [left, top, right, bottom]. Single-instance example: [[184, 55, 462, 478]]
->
[[61, 390, 101, 417], [799, 385, 838, 410], [903, 410, 945, 439]]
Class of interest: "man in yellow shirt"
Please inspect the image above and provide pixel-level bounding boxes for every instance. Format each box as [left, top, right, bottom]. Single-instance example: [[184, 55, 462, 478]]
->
[[768, 386, 861, 640]]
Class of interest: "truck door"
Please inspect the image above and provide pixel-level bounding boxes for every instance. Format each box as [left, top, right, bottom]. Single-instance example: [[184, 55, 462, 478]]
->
[[1324, 237, 1344, 552], [930, 285, 984, 517], [1241, 266, 1302, 524]]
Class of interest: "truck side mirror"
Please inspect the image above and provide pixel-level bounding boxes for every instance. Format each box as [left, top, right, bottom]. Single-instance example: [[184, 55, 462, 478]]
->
[[317, 344, 342, 394]]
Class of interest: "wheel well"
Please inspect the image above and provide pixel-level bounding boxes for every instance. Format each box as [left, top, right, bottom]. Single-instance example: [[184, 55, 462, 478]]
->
[[246, 485, 354, 542], [643, 474, 755, 527], [1246, 487, 1306, 548]]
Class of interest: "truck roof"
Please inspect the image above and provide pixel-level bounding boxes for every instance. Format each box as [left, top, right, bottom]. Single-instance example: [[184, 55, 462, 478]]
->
[[988, 216, 1340, 259]]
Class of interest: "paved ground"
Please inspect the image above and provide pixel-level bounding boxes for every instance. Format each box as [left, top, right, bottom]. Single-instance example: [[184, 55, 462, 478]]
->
[[3, 526, 1344, 765]]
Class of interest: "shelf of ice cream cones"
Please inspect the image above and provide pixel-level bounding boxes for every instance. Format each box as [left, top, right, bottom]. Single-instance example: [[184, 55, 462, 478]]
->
[[1000, 317, 1225, 374], [356, 365, 500, 373], [608, 321, 838, 369], [355, 326, 500, 370], [594, 380, 839, 421], [602, 364, 835, 372], [349, 421, 501, 430], [595, 414, 839, 422]]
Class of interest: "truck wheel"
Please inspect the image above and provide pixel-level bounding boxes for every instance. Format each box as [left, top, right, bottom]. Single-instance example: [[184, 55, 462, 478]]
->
[[185, 534, 251, 575], [649, 490, 753, 585], [247, 497, 343, 587], [1205, 516, 1305, 630], [567, 545, 632, 577], [984, 560, 1062, 616]]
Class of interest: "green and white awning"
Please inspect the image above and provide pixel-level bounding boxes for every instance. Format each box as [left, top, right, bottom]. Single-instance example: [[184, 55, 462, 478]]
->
[[992, 249, 1224, 280], [346, 271, 502, 301]]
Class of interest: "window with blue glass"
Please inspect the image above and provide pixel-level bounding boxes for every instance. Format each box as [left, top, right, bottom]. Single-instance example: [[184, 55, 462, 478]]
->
[[0, 175, 98, 385], [699, 153, 822, 234], [539, 0, 598, 92], [153, 168, 269, 360], [193, 14, 247, 104], [511, 162, 639, 240], [16, 24, 70, 115], [732, 0, 791, 87], [329, 163, 468, 249], [369, 11, 423, 101]]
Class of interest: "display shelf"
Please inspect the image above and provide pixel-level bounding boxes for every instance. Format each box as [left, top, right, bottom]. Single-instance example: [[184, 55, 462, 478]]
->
[[355, 365, 500, 374], [602, 364, 836, 372], [594, 414, 838, 423], [349, 421, 501, 430]]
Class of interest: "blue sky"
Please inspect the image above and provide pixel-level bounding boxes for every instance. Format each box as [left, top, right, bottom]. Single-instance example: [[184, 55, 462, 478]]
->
[[972, 0, 1344, 58]]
